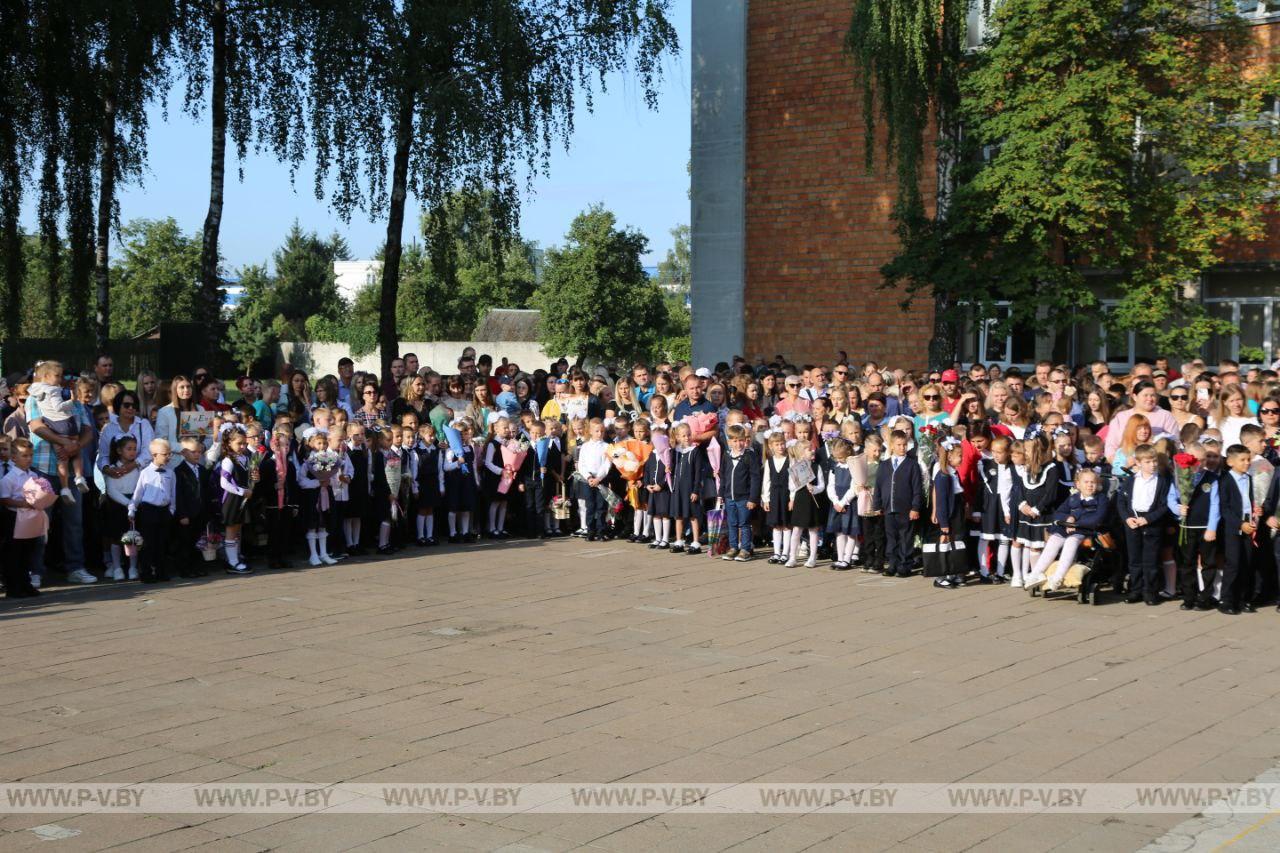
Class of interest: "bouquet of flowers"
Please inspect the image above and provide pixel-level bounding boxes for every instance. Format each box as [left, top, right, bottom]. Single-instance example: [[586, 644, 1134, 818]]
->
[[384, 451, 403, 521], [121, 528, 145, 558], [196, 528, 223, 561], [442, 422, 470, 474], [1172, 452, 1199, 544], [684, 411, 722, 491], [309, 449, 341, 478], [14, 476, 56, 539], [498, 437, 531, 495], [917, 422, 944, 469], [1251, 460, 1273, 545]]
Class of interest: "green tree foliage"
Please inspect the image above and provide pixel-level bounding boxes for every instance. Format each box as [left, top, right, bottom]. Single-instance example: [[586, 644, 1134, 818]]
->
[[225, 262, 274, 370], [532, 205, 668, 365], [395, 189, 538, 340], [850, 0, 1280, 358], [108, 218, 203, 337]]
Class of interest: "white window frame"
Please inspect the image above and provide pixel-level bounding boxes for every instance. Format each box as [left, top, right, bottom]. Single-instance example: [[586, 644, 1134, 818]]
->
[[1203, 296, 1278, 364], [958, 301, 1037, 370]]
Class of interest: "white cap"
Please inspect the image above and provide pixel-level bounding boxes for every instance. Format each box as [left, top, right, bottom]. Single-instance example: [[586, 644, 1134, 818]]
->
[[695, 367, 712, 379]]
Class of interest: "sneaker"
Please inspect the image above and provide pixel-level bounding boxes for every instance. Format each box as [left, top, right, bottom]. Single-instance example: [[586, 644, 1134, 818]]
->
[[1010, 578, 1024, 589], [60, 487, 76, 506], [309, 555, 323, 567], [29, 574, 41, 589], [804, 558, 817, 568], [734, 552, 751, 562], [108, 566, 124, 581], [75, 476, 90, 494], [225, 565, 252, 575], [127, 567, 139, 581], [783, 559, 797, 568], [67, 569, 97, 584], [934, 577, 954, 588], [721, 549, 739, 562]]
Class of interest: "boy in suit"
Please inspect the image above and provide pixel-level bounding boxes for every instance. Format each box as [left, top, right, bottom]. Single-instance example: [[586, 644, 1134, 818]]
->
[[173, 437, 210, 578], [1219, 444, 1258, 615], [872, 430, 923, 578], [718, 423, 762, 562], [1175, 442, 1220, 611], [1116, 444, 1177, 605]]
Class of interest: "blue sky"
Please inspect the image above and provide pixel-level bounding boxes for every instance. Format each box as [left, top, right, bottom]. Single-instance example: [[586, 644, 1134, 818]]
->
[[25, 0, 690, 272]]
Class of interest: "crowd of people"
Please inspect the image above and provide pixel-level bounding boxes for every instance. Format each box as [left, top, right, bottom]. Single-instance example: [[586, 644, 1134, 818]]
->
[[3, 347, 1280, 617]]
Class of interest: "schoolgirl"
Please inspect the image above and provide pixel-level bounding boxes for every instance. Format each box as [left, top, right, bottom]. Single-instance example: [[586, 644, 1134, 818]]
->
[[825, 438, 861, 570], [444, 418, 480, 543], [925, 438, 968, 589], [326, 425, 354, 560], [1011, 435, 1060, 588], [413, 423, 444, 545], [257, 425, 299, 569], [626, 417, 654, 543], [103, 435, 141, 581], [642, 422, 672, 549], [217, 424, 257, 574], [669, 422, 705, 554], [761, 430, 791, 564], [482, 416, 515, 539], [858, 434, 885, 573], [785, 436, 826, 568], [977, 435, 1015, 583], [344, 424, 374, 554], [297, 427, 340, 566]]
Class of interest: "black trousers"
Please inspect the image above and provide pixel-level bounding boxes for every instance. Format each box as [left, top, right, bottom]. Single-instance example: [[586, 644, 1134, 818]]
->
[[523, 479, 546, 534], [135, 504, 173, 581], [1124, 525, 1163, 600], [1221, 530, 1256, 609], [263, 506, 294, 564], [1176, 527, 1219, 606], [884, 512, 914, 574], [861, 514, 886, 570], [3, 535, 39, 596], [584, 485, 606, 534], [172, 512, 206, 576]]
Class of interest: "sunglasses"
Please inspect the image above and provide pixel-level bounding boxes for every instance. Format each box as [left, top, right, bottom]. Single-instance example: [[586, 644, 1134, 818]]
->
[[1169, 394, 1188, 401], [1262, 408, 1280, 415], [119, 401, 136, 409], [923, 394, 940, 401]]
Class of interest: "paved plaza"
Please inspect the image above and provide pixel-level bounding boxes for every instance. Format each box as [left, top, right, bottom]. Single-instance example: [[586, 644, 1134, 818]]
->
[[2, 540, 1280, 851]]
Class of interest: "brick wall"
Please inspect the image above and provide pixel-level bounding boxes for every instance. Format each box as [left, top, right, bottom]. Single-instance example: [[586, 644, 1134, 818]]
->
[[744, 0, 936, 369]]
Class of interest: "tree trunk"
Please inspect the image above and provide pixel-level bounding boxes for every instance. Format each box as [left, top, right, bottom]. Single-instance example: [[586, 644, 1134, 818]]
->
[[379, 88, 415, 380], [94, 80, 117, 351], [0, 117, 21, 342], [39, 140, 62, 337], [199, 0, 228, 354], [66, 159, 95, 338]]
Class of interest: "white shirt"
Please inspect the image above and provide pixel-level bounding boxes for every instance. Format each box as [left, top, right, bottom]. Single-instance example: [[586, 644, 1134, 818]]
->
[[1131, 473, 1159, 514], [577, 439, 612, 481], [0, 465, 39, 502], [97, 415, 155, 470], [129, 464, 176, 516]]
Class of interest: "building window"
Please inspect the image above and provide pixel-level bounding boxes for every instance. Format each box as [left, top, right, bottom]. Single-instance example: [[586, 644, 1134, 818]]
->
[[957, 302, 1037, 368], [1204, 273, 1280, 365]]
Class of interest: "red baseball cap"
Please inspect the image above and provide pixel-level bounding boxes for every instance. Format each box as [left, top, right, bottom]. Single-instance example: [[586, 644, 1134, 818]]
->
[[940, 369, 959, 383]]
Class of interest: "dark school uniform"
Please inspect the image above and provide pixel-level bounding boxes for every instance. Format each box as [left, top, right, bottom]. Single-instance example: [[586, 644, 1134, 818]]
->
[[1116, 471, 1175, 603], [923, 469, 967, 577], [826, 463, 861, 537], [257, 451, 299, 567], [1014, 466, 1059, 548], [445, 446, 479, 514], [873, 454, 924, 576], [670, 446, 705, 522], [763, 455, 791, 529], [1177, 467, 1221, 609], [414, 444, 444, 510], [1218, 469, 1257, 612], [173, 460, 210, 576], [979, 459, 1015, 542], [641, 449, 672, 518]]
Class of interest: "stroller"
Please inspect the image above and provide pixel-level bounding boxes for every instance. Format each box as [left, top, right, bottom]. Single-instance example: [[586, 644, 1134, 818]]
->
[[1027, 526, 1121, 605]]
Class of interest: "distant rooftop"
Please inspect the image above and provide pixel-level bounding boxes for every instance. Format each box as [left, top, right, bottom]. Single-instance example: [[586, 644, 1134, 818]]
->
[[472, 308, 541, 342]]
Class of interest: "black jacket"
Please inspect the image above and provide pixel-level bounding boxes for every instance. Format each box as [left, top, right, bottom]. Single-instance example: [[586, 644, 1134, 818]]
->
[[873, 455, 924, 515], [718, 447, 762, 503]]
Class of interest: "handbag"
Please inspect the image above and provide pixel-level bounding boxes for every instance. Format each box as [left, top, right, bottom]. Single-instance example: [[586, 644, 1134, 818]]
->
[[552, 481, 571, 520]]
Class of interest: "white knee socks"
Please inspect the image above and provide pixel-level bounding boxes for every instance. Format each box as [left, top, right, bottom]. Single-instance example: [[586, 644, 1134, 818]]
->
[[307, 532, 320, 564], [977, 539, 990, 576], [806, 529, 820, 567], [378, 522, 391, 548], [772, 528, 784, 556], [416, 514, 426, 539]]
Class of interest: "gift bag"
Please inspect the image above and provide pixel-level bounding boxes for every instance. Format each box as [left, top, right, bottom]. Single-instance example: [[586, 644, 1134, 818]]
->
[[705, 507, 729, 556]]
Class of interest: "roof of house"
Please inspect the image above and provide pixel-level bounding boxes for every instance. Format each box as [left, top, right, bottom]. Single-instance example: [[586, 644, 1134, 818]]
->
[[472, 308, 541, 342]]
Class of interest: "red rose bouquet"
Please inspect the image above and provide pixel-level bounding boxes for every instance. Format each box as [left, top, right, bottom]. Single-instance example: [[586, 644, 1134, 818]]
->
[[1172, 451, 1198, 545]]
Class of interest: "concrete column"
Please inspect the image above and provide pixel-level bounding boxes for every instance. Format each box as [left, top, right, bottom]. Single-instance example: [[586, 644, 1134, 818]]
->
[[691, 0, 747, 366]]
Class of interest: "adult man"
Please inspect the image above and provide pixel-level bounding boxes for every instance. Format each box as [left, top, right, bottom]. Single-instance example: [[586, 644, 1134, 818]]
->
[[865, 371, 911, 418], [673, 374, 716, 444], [93, 353, 114, 387], [632, 363, 656, 410], [403, 353, 420, 378], [457, 353, 477, 380], [1031, 360, 1052, 394], [1045, 367, 1083, 420], [939, 369, 963, 414], [968, 363, 988, 383], [27, 361, 96, 585], [1004, 369, 1026, 402], [336, 357, 356, 408], [800, 366, 829, 403]]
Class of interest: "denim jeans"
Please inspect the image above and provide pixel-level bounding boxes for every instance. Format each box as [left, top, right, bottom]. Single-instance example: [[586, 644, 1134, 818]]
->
[[726, 499, 751, 552], [40, 469, 86, 573]]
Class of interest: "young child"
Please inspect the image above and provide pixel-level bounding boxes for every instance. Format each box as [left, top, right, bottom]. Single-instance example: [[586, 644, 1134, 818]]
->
[[1025, 468, 1109, 593], [257, 426, 298, 569], [298, 426, 341, 566], [718, 423, 762, 562], [857, 434, 885, 574], [344, 424, 373, 554], [1116, 444, 1177, 605], [626, 417, 653, 543], [978, 436, 1015, 583], [825, 438, 861, 570], [1218, 444, 1258, 615], [1, 438, 47, 597], [128, 438, 175, 583], [517, 419, 553, 539], [1175, 441, 1221, 611], [576, 417, 613, 542], [482, 417, 515, 539], [217, 424, 258, 574], [325, 426, 353, 559], [104, 435, 142, 581], [1079, 435, 1112, 497], [872, 430, 923, 578], [925, 437, 968, 588], [642, 422, 672, 549], [413, 423, 443, 545], [1011, 435, 1059, 588], [785, 436, 826, 568], [761, 430, 791, 564], [443, 419, 480, 543], [29, 361, 90, 502], [1051, 426, 1078, 510], [669, 422, 704, 554], [173, 437, 211, 578]]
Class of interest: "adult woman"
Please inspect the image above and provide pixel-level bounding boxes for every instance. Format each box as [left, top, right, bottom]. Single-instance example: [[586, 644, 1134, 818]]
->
[[846, 384, 865, 418], [155, 375, 199, 463], [613, 376, 643, 419], [3, 383, 30, 439], [993, 397, 1032, 440], [136, 370, 160, 421], [1258, 396, 1280, 463], [353, 381, 385, 428], [312, 376, 349, 418], [1083, 388, 1113, 436], [286, 369, 313, 412], [706, 382, 730, 426], [827, 385, 852, 424], [513, 375, 539, 417], [1209, 387, 1257, 448], [196, 376, 231, 413], [759, 372, 780, 413], [1245, 379, 1268, 416], [654, 371, 678, 409], [391, 375, 429, 425], [739, 379, 766, 421], [773, 375, 810, 417], [1112, 414, 1151, 476], [947, 388, 987, 429], [912, 383, 949, 438], [465, 383, 496, 434], [97, 389, 156, 471], [985, 381, 1011, 424], [1166, 385, 1203, 431], [647, 393, 671, 429], [1104, 381, 1179, 458]]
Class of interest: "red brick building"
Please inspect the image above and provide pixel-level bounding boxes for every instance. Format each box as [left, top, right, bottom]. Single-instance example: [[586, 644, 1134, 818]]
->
[[691, 1, 1280, 370]]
